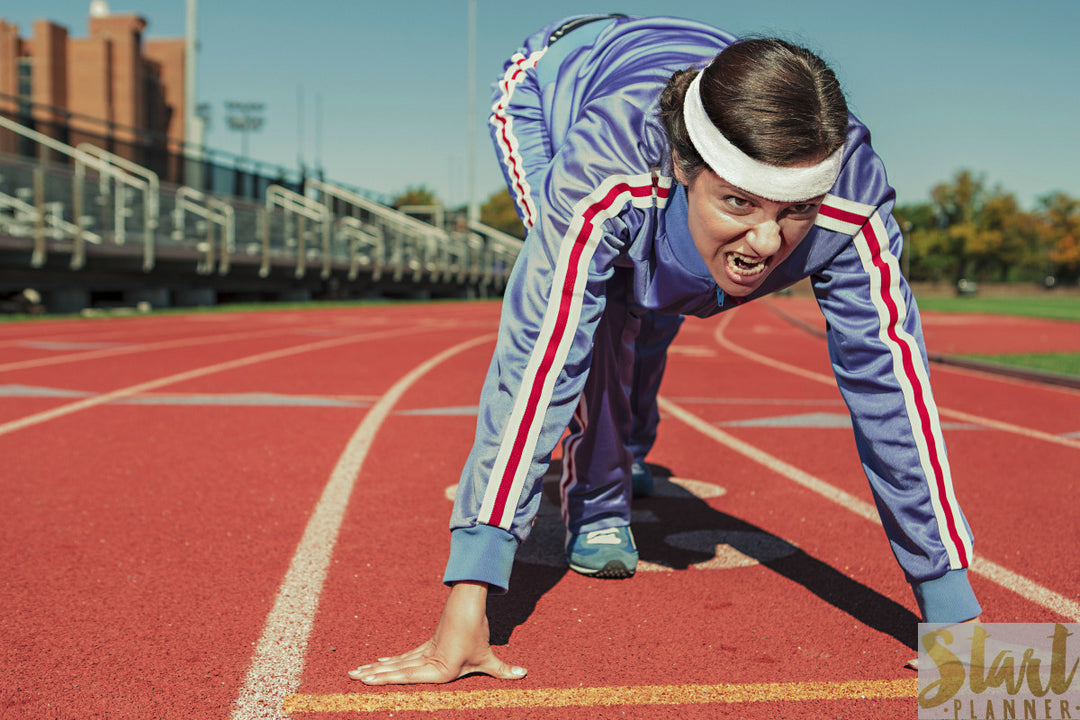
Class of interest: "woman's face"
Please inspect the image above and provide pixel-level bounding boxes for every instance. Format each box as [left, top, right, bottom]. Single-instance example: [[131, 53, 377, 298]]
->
[[677, 167, 823, 298]]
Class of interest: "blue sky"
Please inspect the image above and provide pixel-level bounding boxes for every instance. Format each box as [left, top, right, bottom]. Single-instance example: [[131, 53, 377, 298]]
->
[[5, 1, 1079, 210]]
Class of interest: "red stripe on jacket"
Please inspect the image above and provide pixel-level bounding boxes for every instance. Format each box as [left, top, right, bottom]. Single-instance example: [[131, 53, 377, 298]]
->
[[492, 57, 537, 229], [860, 220, 969, 566], [486, 179, 669, 526]]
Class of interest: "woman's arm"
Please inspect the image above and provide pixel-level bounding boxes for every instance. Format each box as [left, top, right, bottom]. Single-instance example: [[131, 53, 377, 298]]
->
[[812, 194, 981, 623]]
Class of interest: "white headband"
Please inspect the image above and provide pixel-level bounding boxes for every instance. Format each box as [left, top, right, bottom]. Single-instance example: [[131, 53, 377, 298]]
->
[[682, 72, 843, 202]]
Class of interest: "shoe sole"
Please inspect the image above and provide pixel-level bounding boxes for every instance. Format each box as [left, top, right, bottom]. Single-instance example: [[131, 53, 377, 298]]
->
[[568, 559, 636, 579]]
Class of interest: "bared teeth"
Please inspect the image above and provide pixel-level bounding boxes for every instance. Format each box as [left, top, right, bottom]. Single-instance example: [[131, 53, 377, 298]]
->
[[727, 252, 767, 276]]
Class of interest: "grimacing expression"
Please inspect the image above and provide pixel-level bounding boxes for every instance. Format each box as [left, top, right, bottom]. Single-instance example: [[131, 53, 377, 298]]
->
[[676, 166, 823, 297]]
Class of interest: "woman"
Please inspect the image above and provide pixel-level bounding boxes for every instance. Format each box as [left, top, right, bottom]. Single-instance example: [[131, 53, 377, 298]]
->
[[350, 14, 980, 684]]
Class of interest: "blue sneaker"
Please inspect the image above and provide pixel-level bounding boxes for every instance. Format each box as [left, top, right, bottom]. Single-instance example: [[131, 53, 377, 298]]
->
[[566, 526, 638, 578], [631, 460, 654, 498]]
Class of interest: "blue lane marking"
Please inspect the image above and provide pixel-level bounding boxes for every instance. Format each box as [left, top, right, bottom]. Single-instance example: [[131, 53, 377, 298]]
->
[[398, 406, 480, 416], [0, 384, 89, 398], [0, 385, 1011, 432], [716, 412, 982, 431], [0, 385, 366, 407], [17, 341, 122, 351]]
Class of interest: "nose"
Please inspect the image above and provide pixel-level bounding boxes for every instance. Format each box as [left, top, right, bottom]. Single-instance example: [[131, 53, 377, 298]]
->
[[746, 219, 782, 257]]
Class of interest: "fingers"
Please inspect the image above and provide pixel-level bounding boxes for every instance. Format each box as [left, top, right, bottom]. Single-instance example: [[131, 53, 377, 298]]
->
[[351, 659, 455, 685], [375, 642, 429, 665], [348, 660, 405, 683], [348, 642, 434, 682], [348, 647, 527, 685]]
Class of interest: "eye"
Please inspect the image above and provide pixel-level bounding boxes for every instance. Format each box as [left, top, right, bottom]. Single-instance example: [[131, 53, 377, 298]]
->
[[784, 202, 820, 217], [722, 195, 752, 211]]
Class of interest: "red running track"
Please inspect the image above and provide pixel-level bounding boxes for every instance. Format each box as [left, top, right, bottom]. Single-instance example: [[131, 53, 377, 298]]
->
[[1, 298, 1077, 719]]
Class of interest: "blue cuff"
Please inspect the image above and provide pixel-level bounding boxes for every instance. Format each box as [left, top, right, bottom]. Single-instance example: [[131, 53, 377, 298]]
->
[[442, 524, 518, 594], [912, 568, 981, 623]]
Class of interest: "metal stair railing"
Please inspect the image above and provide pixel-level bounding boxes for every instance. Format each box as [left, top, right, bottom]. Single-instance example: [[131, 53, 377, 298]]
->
[[454, 229, 486, 284], [264, 184, 331, 279], [397, 203, 453, 282], [172, 186, 236, 275], [335, 216, 385, 281], [0, 115, 158, 271], [76, 142, 160, 246], [306, 179, 444, 283], [1, 188, 104, 266], [468, 220, 523, 291]]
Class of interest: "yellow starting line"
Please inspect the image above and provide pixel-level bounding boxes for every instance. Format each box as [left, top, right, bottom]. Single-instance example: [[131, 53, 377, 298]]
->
[[283, 678, 916, 713]]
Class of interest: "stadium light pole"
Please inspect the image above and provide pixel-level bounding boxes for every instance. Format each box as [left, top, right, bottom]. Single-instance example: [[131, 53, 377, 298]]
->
[[467, 0, 477, 223], [184, 0, 205, 186], [184, 0, 197, 149], [297, 85, 305, 176], [225, 101, 265, 163]]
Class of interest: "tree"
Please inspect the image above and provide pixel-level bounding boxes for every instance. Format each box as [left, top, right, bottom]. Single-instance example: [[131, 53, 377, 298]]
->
[[920, 170, 1040, 284], [929, 170, 989, 284], [895, 170, 1064, 285], [972, 192, 1031, 282], [392, 186, 439, 209], [894, 201, 945, 282], [479, 188, 527, 239], [1037, 193, 1080, 284]]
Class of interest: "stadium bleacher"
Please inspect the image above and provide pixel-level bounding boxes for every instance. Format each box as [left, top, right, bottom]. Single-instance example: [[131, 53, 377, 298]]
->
[[0, 114, 521, 314]]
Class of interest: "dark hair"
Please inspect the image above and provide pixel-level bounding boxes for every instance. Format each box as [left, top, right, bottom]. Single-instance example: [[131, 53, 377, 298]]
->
[[658, 38, 849, 184]]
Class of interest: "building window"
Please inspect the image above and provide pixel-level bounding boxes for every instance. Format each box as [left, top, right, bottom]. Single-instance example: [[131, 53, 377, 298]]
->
[[144, 63, 164, 135], [17, 58, 32, 96], [13, 58, 34, 152], [17, 58, 33, 112]]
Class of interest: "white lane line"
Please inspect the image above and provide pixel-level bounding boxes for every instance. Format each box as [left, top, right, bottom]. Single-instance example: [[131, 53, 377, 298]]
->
[[711, 312, 1080, 451], [0, 326, 427, 438], [229, 333, 496, 720], [0, 326, 304, 373], [657, 395, 1080, 621], [657, 397, 879, 525], [933, 406, 1080, 450], [971, 558, 1080, 621], [663, 396, 846, 406], [672, 311, 1080, 621]]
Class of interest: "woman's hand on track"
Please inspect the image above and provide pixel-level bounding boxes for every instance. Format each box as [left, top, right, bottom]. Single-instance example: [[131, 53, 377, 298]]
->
[[348, 581, 527, 685]]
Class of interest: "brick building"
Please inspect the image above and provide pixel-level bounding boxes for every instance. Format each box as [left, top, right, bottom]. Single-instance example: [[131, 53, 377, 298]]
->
[[0, 2, 185, 165]]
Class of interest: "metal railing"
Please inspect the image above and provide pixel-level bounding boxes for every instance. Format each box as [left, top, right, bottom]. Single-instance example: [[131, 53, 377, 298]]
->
[[306, 179, 521, 290], [0, 187, 104, 267], [336, 216, 386, 281], [77, 142, 160, 240], [1, 115, 520, 300], [0, 115, 160, 270], [307, 178, 444, 282], [173, 186, 235, 275], [263, 185, 332, 279], [469, 220, 523, 292]]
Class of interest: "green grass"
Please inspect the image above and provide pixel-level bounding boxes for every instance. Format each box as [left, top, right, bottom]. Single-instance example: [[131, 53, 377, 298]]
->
[[915, 294, 1080, 322], [914, 293, 1080, 378], [0, 296, 499, 323], [958, 352, 1080, 378]]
